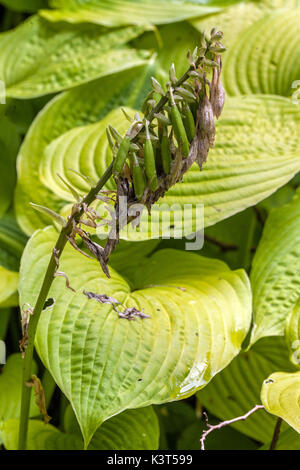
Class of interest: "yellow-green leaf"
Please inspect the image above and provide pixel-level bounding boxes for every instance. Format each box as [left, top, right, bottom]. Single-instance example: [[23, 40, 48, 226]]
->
[[285, 300, 300, 368], [261, 371, 300, 433], [0, 354, 39, 424], [0, 15, 150, 98], [223, 10, 300, 97], [1, 406, 159, 450], [197, 337, 297, 444], [19, 226, 252, 446], [20, 95, 300, 239], [250, 189, 300, 345], [41, 0, 220, 27]]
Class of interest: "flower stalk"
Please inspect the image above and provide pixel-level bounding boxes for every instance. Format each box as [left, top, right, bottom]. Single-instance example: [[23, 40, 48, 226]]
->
[[18, 29, 226, 449]]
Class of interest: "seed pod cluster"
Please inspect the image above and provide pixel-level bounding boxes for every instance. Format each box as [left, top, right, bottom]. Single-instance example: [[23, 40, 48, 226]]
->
[[104, 28, 226, 259]]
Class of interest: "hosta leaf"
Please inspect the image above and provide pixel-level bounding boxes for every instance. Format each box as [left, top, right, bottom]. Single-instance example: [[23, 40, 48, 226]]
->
[[223, 10, 300, 97], [0, 15, 150, 98], [41, 0, 220, 27], [250, 189, 300, 345], [0, 354, 39, 425], [1, 406, 159, 450], [0, 118, 20, 217], [192, 1, 267, 51], [0, 268, 19, 308], [193, 3, 300, 97], [0, 0, 48, 12], [33, 95, 300, 239], [19, 226, 251, 446], [261, 371, 300, 433], [285, 300, 300, 368], [15, 65, 154, 235], [197, 337, 297, 444]]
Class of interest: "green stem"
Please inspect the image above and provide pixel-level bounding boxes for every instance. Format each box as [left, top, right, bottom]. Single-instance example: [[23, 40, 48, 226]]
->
[[18, 164, 113, 450]]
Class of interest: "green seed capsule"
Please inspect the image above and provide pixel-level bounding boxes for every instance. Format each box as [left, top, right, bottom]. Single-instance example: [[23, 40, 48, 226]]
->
[[161, 127, 172, 174], [143, 122, 158, 191], [131, 153, 146, 200], [170, 104, 190, 158], [169, 88, 190, 158], [112, 136, 131, 175], [182, 104, 195, 142]]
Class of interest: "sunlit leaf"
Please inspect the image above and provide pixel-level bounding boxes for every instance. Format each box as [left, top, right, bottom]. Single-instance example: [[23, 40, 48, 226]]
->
[[41, 0, 220, 27], [1, 406, 159, 450], [19, 226, 252, 446], [250, 189, 300, 345], [17, 94, 300, 239], [197, 337, 297, 444], [0, 15, 151, 98], [223, 10, 300, 97], [193, 3, 300, 97], [0, 354, 39, 425], [285, 300, 300, 369], [261, 371, 300, 433], [0, 268, 18, 307]]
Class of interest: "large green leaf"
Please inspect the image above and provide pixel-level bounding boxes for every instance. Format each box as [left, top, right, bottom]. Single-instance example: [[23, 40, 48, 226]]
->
[[41, 0, 220, 27], [1, 406, 159, 450], [0, 15, 151, 98], [0, 354, 39, 427], [193, 3, 300, 97], [285, 300, 300, 368], [19, 225, 251, 446], [19, 94, 300, 238], [0, 0, 48, 12], [192, 1, 267, 51], [223, 10, 300, 97], [261, 371, 300, 433], [0, 117, 20, 217], [0, 267, 19, 307], [250, 190, 300, 345], [15, 65, 154, 235], [197, 337, 297, 444]]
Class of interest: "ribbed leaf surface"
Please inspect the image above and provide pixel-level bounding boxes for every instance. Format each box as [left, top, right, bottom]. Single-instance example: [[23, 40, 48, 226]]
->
[[19, 226, 252, 446]]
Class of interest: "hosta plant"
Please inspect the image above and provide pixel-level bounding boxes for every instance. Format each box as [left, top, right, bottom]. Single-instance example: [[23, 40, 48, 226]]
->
[[0, 0, 300, 453]]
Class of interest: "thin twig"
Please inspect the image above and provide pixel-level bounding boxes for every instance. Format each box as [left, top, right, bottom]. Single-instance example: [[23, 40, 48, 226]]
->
[[269, 417, 283, 450], [200, 405, 265, 450]]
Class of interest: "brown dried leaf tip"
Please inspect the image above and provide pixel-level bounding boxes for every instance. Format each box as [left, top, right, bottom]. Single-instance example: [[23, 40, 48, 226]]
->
[[25, 375, 51, 425], [83, 290, 150, 321]]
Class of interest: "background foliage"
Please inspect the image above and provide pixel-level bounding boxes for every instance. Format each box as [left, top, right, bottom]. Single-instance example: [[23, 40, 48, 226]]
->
[[0, 0, 299, 450]]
